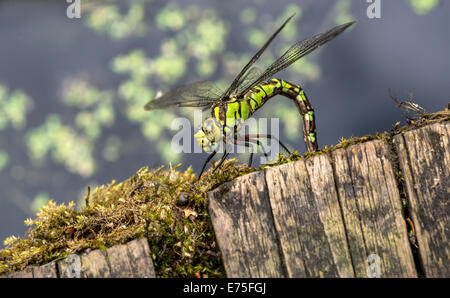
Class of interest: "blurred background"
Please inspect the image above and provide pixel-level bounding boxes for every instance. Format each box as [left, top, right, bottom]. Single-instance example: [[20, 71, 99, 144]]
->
[[0, 0, 448, 247]]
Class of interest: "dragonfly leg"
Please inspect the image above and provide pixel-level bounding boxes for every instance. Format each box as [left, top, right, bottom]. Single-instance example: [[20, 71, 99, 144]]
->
[[235, 136, 269, 166], [245, 133, 291, 154], [196, 150, 217, 182], [247, 138, 269, 158], [232, 136, 254, 167], [212, 151, 230, 173], [237, 138, 254, 167], [238, 141, 254, 167]]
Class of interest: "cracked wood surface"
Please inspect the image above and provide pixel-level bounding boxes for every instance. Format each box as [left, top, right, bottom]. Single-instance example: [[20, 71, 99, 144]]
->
[[208, 171, 285, 277], [394, 121, 449, 277], [2, 238, 155, 278], [209, 121, 449, 278], [331, 141, 416, 277]]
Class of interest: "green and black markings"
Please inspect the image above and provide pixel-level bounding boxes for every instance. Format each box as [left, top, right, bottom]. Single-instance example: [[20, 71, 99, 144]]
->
[[145, 14, 355, 179], [213, 78, 317, 152]]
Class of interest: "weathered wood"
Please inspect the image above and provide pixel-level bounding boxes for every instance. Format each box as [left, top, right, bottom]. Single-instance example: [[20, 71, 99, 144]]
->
[[208, 171, 285, 277], [58, 254, 81, 278], [394, 121, 450, 277], [80, 249, 111, 278], [32, 262, 58, 278], [4, 267, 33, 278], [265, 154, 353, 277], [126, 238, 156, 278], [332, 141, 416, 277], [208, 121, 449, 277], [106, 244, 134, 278], [3, 238, 155, 278]]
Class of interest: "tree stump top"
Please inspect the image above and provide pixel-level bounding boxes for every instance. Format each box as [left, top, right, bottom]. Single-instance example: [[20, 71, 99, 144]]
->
[[209, 121, 449, 278]]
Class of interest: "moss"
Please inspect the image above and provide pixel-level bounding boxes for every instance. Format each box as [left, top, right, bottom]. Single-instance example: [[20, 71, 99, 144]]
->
[[267, 107, 449, 169], [0, 108, 448, 277], [0, 162, 253, 277]]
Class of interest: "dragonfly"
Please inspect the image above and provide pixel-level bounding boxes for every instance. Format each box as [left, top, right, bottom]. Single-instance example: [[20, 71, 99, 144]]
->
[[145, 14, 355, 180]]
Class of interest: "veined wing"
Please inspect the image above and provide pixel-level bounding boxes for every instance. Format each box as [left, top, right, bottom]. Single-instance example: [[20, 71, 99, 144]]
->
[[239, 21, 355, 95], [222, 13, 296, 98], [144, 81, 223, 110], [235, 66, 262, 95]]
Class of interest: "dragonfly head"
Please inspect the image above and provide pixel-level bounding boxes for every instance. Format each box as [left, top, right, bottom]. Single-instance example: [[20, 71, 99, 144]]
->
[[194, 118, 222, 152]]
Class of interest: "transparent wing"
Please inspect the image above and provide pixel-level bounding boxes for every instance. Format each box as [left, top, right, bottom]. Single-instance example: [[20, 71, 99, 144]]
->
[[144, 81, 223, 110], [235, 67, 263, 95], [222, 13, 295, 98], [239, 21, 355, 95]]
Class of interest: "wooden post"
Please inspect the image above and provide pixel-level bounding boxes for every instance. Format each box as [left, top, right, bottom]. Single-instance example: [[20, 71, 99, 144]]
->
[[209, 121, 449, 278], [208, 172, 286, 277], [2, 122, 448, 278], [394, 122, 449, 277], [2, 238, 155, 278]]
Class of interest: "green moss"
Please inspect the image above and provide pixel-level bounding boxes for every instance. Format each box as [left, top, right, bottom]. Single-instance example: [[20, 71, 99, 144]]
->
[[0, 108, 448, 277], [0, 162, 253, 277], [259, 132, 390, 169]]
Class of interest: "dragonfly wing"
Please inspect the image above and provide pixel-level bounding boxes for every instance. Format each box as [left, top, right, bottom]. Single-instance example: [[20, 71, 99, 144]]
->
[[240, 21, 355, 94], [222, 13, 296, 98], [144, 81, 223, 110], [235, 66, 263, 95]]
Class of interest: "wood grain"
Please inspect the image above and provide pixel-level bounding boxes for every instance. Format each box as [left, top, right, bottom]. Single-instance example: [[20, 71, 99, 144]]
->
[[32, 262, 58, 278], [332, 140, 417, 277], [81, 249, 111, 278], [208, 139, 419, 277], [208, 171, 285, 277], [265, 155, 353, 277], [4, 267, 33, 278], [394, 121, 450, 277], [106, 244, 134, 278], [126, 238, 156, 278], [58, 254, 81, 278], [3, 238, 155, 278]]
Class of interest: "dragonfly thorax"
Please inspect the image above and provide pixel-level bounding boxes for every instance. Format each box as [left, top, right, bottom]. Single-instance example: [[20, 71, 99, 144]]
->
[[194, 117, 222, 152]]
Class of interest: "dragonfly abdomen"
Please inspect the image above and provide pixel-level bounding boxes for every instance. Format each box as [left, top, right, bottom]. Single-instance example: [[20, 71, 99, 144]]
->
[[212, 78, 318, 152]]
